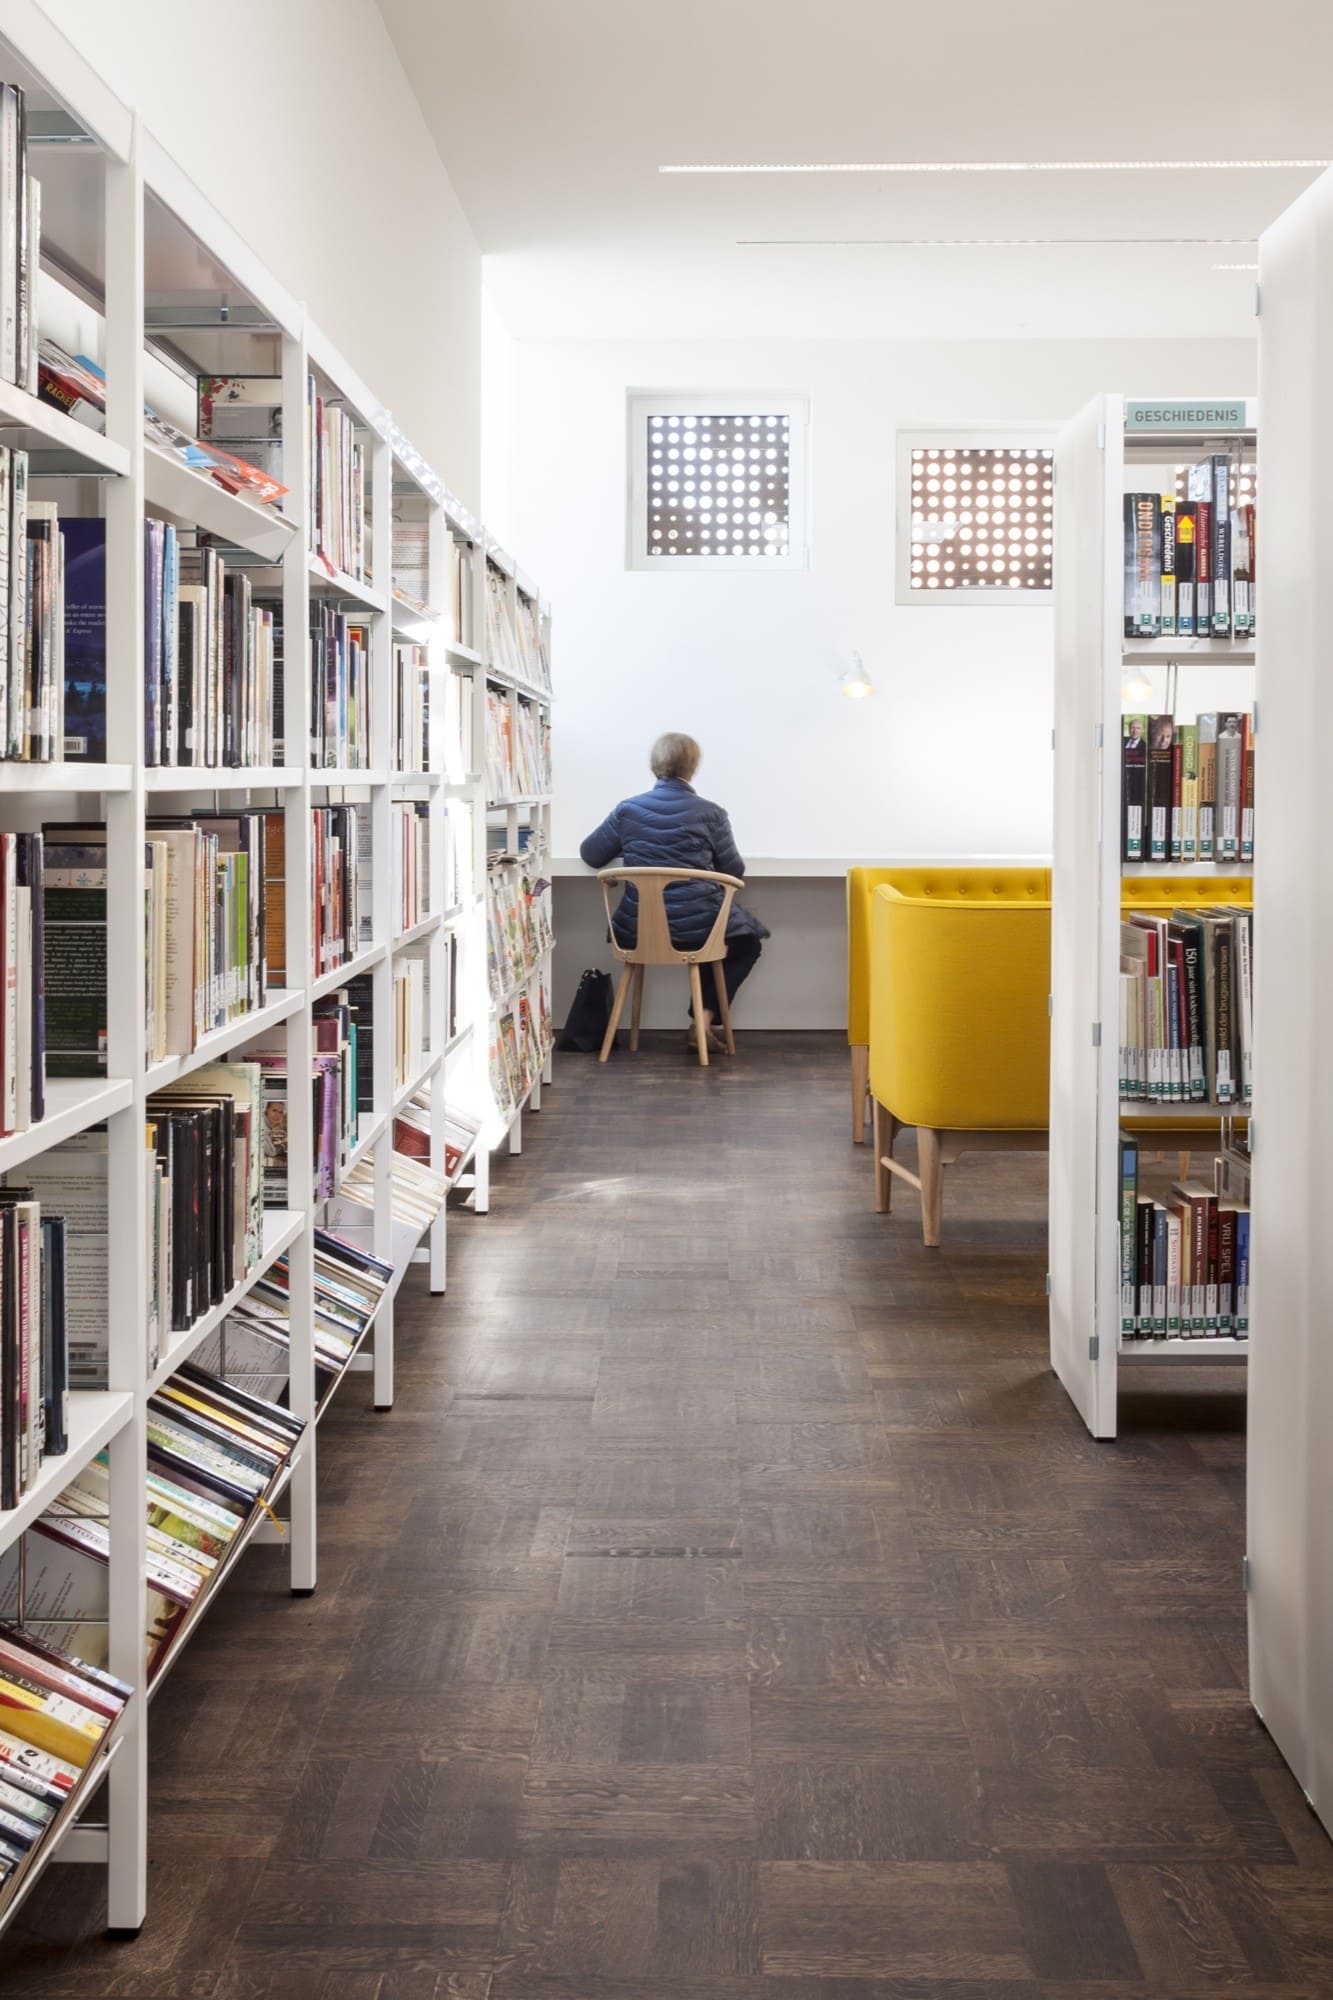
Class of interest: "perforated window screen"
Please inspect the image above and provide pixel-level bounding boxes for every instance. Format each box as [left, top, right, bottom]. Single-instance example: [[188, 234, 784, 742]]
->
[[907, 445, 1054, 594], [645, 412, 791, 559]]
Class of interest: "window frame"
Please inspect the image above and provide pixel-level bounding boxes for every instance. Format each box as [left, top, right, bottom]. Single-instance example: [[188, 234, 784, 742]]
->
[[895, 424, 1060, 608], [626, 389, 810, 573]]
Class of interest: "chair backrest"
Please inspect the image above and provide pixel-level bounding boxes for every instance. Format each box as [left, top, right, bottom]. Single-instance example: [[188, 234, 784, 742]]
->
[[846, 865, 1051, 1046], [598, 867, 743, 966]]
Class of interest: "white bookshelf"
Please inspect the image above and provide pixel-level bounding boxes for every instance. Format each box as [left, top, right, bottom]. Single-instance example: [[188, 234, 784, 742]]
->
[[1248, 169, 1333, 1835], [0, 5, 554, 1938], [1048, 393, 1256, 1440]]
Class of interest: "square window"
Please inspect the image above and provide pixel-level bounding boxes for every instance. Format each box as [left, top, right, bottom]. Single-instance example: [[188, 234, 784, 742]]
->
[[897, 430, 1057, 605], [628, 393, 808, 571]]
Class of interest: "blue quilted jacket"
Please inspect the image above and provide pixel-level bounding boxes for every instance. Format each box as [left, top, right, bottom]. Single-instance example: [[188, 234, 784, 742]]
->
[[580, 778, 769, 950]]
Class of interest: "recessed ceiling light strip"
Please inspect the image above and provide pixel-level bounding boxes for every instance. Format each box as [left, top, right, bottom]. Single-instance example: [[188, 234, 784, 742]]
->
[[737, 236, 1259, 247], [660, 159, 1327, 175]]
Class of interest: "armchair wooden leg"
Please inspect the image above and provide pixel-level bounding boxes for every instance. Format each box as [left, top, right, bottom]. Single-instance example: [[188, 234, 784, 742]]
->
[[918, 1128, 944, 1247], [850, 1044, 870, 1142], [714, 974, 736, 1054], [872, 1100, 894, 1213], [600, 965, 634, 1062], [629, 965, 645, 1051], [687, 965, 709, 1066]]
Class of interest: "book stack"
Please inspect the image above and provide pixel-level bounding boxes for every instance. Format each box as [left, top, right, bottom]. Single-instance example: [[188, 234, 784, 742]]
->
[[489, 974, 551, 1121], [200, 1228, 390, 1401], [393, 1092, 482, 1187], [391, 519, 430, 605], [252, 1022, 357, 1209], [392, 642, 430, 773], [514, 593, 551, 694], [1123, 457, 1256, 640], [485, 687, 551, 803], [393, 801, 430, 934], [307, 377, 366, 582], [0, 85, 40, 398], [1121, 712, 1254, 864], [487, 862, 553, 1005], [393, 959, 426, 1090], [1119, 904, 1252, 1107], [141, 530, 277, 767], [1117, 1132, 1250, 1344], [0, 468, 64, 764], [0, 833, 43, 1137], [0, 1190, 66, 1509], [310, 606, 371, 768], [304, 805, 362, 978], [145, 1062, 265, 1343], [0, 1623, 127, 1895], [2, 1359, 303, 1678]]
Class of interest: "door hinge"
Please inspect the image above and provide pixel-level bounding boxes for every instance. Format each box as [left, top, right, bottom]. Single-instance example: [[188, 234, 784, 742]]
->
[[1089, 1334, 1100, 1360], [1048, 993, 1054, 1017], [1251, 699, 1258, 736], [1097, 422, 1107, 449], [1243, 1555, 1252, 1592], [1093, 721, 1104, 749], [1045, 1270, 1052, 1296], [1050, 727, 1056, 751], [1254, 283, 1262, 318], [1091, 1021, 1102, 1047]]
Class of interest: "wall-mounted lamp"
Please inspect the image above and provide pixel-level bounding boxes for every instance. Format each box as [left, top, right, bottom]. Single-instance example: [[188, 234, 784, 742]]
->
[[839, 651, 874, 699]]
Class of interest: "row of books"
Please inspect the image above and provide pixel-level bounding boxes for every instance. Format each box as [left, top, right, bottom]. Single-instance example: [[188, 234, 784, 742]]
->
[[146, 531, 276, 768], [0, 833, 43, 1137], [0, 453, 63, 763], [1119, 904, 1252, 1106], [145, 1064, 266, 1345], [515, 592, 551, 692], [1118, 1133, 1249, 1342], [442, 666, 474, 783], [392, 1086, 481, 1187], [1122, 712, 1254, 865], [490, 981, 551, 1122], [308, 377, 366, 582], [1123, 457, 1255, 640], [392, 642, 431, 774], [391, 519, 430, 607], [393, 959, 426, 1093], [141, 813, 269, 1065], [393, 800, 430, 935], [309, 805, 363, 980], [487, 862, 553, 1005], [0, 1192, 66, 1511], [0, 1622, 128, 1894], [485, 686, 551, 803], [0, 85, 40, 396], [310, 606, 371, 769], [4, 1359, 303, 1680], [203, 1227, 391, 1401], [484, 566, 551, 694], [333, 1144, 448, 1242]]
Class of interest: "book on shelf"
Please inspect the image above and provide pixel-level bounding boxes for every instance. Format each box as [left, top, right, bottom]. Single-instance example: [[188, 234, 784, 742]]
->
[[307, 376, 366, 582], [0, 832, 44, 1137], [251, 1010, 358, 1208], [0, 455, 65, 765], [448, 541, 467, 647], [271, 804, 362, 981], [0, 1356, 304, 1680], [1117, 1131, 1249, 1344], [0, 85, 40, 397], [0, 1189, 66, 1508], [196, 375, 283, 489], [146, 1060, 265, 1339], [486, 861, 552, 1005], [1122, 457, 1255, 640], [392, 641, 430, 773], [514, 593, 550, 694], [391, 1088, 481, 1184], [311, 606, 371, 769], [0, 1620, 128, 1898], [393, 959, 425, 1091], [37, 342, 286, 509], [393, 800, 430, 934], [215, 1227, 390, 1387], [330, 1146, 446, 1237], [485, 684, 550, 802], [444, 664, 473, 781], [6, 1135, 105, 1389], [1121, 710, 1253, 865], [489, 978, 551, 1122], [391, 518, 430, 607], [1118, 903, 1252, 1107]]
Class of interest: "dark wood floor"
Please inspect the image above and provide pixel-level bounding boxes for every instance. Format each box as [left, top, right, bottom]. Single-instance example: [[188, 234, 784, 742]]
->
[[2, 1031, 1330, 1997]]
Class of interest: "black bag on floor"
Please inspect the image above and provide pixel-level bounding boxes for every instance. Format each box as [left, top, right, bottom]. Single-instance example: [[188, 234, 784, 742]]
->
[[558, 968, 616, 1053]]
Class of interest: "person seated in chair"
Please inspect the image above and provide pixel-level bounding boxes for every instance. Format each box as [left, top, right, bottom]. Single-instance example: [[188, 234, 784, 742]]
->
[[580, 732, 768, 1048]]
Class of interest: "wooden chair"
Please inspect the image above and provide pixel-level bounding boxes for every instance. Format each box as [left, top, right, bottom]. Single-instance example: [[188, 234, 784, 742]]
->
[[596, 867, 744, 1067]]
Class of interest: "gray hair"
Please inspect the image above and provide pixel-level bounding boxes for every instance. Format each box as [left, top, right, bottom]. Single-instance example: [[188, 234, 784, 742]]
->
[[650, 732, 701, 782]]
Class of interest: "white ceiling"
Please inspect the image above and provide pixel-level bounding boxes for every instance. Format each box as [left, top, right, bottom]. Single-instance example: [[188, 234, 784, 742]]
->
[[376, 0, 1333, 341]]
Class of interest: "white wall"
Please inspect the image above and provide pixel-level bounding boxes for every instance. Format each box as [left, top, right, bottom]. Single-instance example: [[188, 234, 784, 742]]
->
[[38, 0, 483, 505], [490, 333, 1257, 1025]]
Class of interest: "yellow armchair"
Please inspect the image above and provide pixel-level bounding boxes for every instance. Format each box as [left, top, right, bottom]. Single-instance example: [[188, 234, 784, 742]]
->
[[847, 865, 1051, 1142], [868, 874, 1051, 1245]]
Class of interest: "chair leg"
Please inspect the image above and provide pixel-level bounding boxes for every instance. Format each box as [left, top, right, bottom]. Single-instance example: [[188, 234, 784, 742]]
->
[[872, 1100, 894, 1213], [850, 1044, 869, 1142], [599, 965, 634, 1062], [714, 972, 736, 1054], [918, 1128, 944, 1248], [629, 965, 645, 1051], [687, 965, 709, 1067]]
